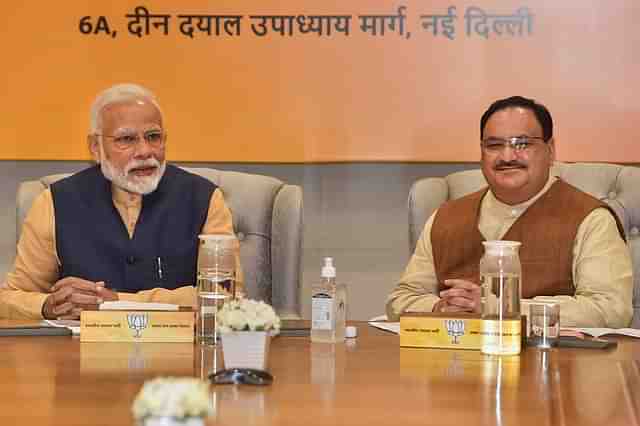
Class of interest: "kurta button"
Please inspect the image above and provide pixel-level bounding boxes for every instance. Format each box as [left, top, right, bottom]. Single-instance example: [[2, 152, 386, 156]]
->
[[608, 191, 617, 199], [237, 232, 245, 241], [631, 227, 639, 236]]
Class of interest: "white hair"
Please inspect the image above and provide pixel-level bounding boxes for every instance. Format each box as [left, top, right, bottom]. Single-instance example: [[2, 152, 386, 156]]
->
[[89, 83, 162, 134]]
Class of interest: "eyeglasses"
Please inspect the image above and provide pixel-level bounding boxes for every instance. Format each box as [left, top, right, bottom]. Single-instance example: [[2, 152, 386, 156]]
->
[[95, 129, 165, 151], [481, 136, 547, 153], [209, 368, 274, 386]]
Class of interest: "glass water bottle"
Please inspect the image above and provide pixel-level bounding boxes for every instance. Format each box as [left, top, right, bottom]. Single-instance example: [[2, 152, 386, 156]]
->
[[480, 240, 522, 355]]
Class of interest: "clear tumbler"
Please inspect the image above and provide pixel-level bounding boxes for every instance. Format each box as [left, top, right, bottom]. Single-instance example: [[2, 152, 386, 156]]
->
[[196, 234, 237, 344]]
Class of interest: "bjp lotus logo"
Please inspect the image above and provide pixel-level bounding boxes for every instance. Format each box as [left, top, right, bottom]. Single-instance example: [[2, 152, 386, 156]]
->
[[127, 313, 149, 338], [445, 319, 465, 344]]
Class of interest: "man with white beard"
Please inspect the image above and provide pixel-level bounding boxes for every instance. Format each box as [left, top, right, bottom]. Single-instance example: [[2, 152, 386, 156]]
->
[[0, 84, 241, 319]]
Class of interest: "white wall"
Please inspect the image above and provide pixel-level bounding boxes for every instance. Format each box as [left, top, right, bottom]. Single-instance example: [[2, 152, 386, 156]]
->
[[0, 161, 477, 320]]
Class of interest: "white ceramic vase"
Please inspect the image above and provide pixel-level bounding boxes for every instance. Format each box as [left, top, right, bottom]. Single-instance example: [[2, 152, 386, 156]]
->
[[140, 417, 204, 426], [220, 331, 270, 370]]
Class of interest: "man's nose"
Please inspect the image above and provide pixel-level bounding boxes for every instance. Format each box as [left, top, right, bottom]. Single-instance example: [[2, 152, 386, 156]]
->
[[497, 144, 517, 162], [132, 136, 153, 158]]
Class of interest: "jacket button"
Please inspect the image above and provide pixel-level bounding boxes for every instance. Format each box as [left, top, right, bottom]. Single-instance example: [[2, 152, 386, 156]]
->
[[126, 256, 136, 265]]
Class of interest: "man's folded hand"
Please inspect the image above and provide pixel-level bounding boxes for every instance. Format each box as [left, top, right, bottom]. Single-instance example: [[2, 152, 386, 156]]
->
[[437, 279, 482, 313], [43, 277, 118, 319]]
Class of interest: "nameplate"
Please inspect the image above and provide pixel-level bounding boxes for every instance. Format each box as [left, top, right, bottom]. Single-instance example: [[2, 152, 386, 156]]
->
[[80, 310, 194, 343], [399, 313, 483, 350]]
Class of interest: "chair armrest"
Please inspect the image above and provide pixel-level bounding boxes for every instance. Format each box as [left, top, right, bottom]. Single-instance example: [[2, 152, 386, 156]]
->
[[271, 184, 303, 319], [16, 180, 47, 243], [408, 178, 449, 254]]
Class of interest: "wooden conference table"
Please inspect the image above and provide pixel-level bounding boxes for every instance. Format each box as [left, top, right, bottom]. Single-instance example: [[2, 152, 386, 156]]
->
[[0, 321, 639, 426]]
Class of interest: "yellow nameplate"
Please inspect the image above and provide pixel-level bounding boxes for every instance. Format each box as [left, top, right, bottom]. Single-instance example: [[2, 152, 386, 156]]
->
[[400, 313, 483, 350], [80, 310, 195, 343]]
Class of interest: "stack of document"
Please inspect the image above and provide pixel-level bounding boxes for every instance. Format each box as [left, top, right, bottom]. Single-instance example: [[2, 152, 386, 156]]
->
[[368, 315, 400, 334], [42, 320, 81, 335], [99, 301, 179, 311], [562, 327, 640, 339]]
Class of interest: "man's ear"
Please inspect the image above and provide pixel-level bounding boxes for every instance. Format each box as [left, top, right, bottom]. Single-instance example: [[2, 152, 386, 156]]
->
[[547, 137, 556, 162], [88, 134, 100, 163]]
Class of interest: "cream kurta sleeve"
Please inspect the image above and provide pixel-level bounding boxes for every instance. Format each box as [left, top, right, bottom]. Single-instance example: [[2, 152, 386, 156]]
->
[[536, 208, 633, 328], [0, 190, 57, 319], [117, 188, 244, 305], [385, 211, 440, 321]]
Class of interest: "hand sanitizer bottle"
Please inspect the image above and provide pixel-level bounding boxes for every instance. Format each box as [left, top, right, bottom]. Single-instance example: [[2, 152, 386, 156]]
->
[[311, 257, 346, 343]]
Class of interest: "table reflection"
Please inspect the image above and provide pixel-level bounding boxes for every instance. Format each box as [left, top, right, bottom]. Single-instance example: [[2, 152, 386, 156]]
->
[[80, 342, 194, 376]]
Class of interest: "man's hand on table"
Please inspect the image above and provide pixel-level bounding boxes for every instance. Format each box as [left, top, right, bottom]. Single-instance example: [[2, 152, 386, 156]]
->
[[434, 279, 482, 313], [42, 277, 119, 319]]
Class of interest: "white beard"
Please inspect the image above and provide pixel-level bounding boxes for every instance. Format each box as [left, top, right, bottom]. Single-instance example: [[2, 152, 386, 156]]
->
[[100, 155, 166, 195]]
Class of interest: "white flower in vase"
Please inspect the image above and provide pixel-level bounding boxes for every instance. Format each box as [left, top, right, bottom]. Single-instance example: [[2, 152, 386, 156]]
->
[[216, 298, 281, 333], [215, 298, 280, 371]]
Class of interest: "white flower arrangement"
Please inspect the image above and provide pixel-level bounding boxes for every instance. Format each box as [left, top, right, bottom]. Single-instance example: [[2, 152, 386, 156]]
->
[[132, 377, 213, 421], [216, 298, 281, 333]]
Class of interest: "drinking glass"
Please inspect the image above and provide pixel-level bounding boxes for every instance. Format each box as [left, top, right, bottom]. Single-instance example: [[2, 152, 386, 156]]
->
[[196, 234, 237, 344], [529, 303, 560, 349]]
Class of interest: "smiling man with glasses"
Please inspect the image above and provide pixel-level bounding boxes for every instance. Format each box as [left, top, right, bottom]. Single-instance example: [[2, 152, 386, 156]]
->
[[1, 83, 242, 320], [387, 96, 632, 328]]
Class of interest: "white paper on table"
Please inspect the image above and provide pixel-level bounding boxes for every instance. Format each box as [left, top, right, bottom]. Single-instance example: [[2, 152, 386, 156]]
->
[[562, 327, 640, 339], [99, 301, 179, 311], [42, 320, 81, 335], [367, 315, 400, 334]]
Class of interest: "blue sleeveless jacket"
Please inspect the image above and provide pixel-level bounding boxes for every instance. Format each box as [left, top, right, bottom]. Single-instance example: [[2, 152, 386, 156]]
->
[[50, 165, 216, 292]]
